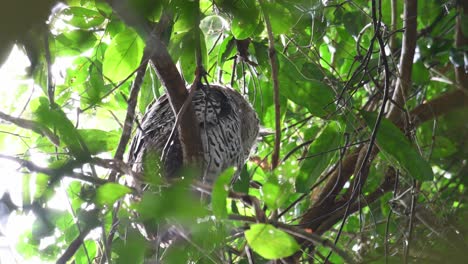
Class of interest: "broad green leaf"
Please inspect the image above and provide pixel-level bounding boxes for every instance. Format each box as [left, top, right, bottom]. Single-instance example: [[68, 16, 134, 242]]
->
[[82, 60, 107, 106], [278, 53, 335, 117], [217, 36, 235, 66], [231, 15, 258, 39], [134, 178, 206, 222], [103, 28, 144, 83], [95, 183, 131, 207], [173, 1, 197, 33], [54, 30, 97, 56], [75, 240, 97, 264], [296, 121, 342, 192], [262, 182, 284, 210], [62, 7, 105, 29], [78, 129, 119, 155], [138, 65, 158, 114], [263, 3, 294, 34], [212, 167, 235, 219], [113, 228, 147, 264], [245, 224, 300, 259], [361, 111, 434, 181], [34, 97, 86, 157]]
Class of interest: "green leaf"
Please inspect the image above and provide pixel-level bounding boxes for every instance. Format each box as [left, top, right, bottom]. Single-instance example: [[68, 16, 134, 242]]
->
[[218, 0, 259, 39], [245, 224, 300, 259], [138, 65, 158, 114], [263, 3, 294, 34], [75, 240, 97, 264], [78, 129, 119, 155], [113, 228, 147, 264], [83, 60, 107, 106], [231, 15, 259, 39], [95, 183, 131, 207], [262, 182, 284, 210], [212, 167, 235, 219], [54, 30, 97, 56], [278, 53, 335, 117], [296, 121, 342, 192], [361, 111, 434, 181], [103, 28, 145, 83], [217, 35, 235, 67], [34, 97, 86, 157], [62, 7, 105, 29]]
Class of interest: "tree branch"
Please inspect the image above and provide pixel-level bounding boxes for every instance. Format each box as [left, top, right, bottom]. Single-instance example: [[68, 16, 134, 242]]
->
[[259, 0, 281, 169], [454, 0, 468, 92], [107, 0, 203, 170], [387, 0, 418, 122], [408, 89, 468, 127], [108, 53, 149, 182]]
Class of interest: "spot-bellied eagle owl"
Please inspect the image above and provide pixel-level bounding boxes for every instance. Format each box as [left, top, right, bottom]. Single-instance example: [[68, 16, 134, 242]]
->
[[128, 84, 259, 184]]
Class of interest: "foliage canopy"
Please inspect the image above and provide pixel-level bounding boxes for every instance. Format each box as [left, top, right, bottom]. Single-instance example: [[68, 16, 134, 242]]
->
[[0, 0, 467, 263]]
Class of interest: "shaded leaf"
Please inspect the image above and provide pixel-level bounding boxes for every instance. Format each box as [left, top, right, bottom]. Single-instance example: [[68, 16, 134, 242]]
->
[[113, 228, 147, 264], [278, 53, 335, 117], [212, 167, 235, 219], [54, 30, 97, 56], [296, 121, 342, 192], [361, 111, 434, 181]]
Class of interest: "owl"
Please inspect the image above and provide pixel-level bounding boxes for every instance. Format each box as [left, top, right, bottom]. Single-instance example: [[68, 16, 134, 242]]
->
[[128, 84, 259, 185]]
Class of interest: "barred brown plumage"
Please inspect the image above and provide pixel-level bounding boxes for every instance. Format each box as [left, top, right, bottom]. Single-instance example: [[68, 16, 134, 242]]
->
[[128, 84, 259, 184]]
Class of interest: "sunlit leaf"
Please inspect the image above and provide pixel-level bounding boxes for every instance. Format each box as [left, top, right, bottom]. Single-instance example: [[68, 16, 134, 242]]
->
[[95, 183, 131, 207], [262, 182, 284, 210], [103, 28, 144, 83], [78, 129, 119, 155], [62, 7, 105, 29], [245, 224, 300, 259], [75, 240, 97, 264], [361, 111, 434, 181]]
